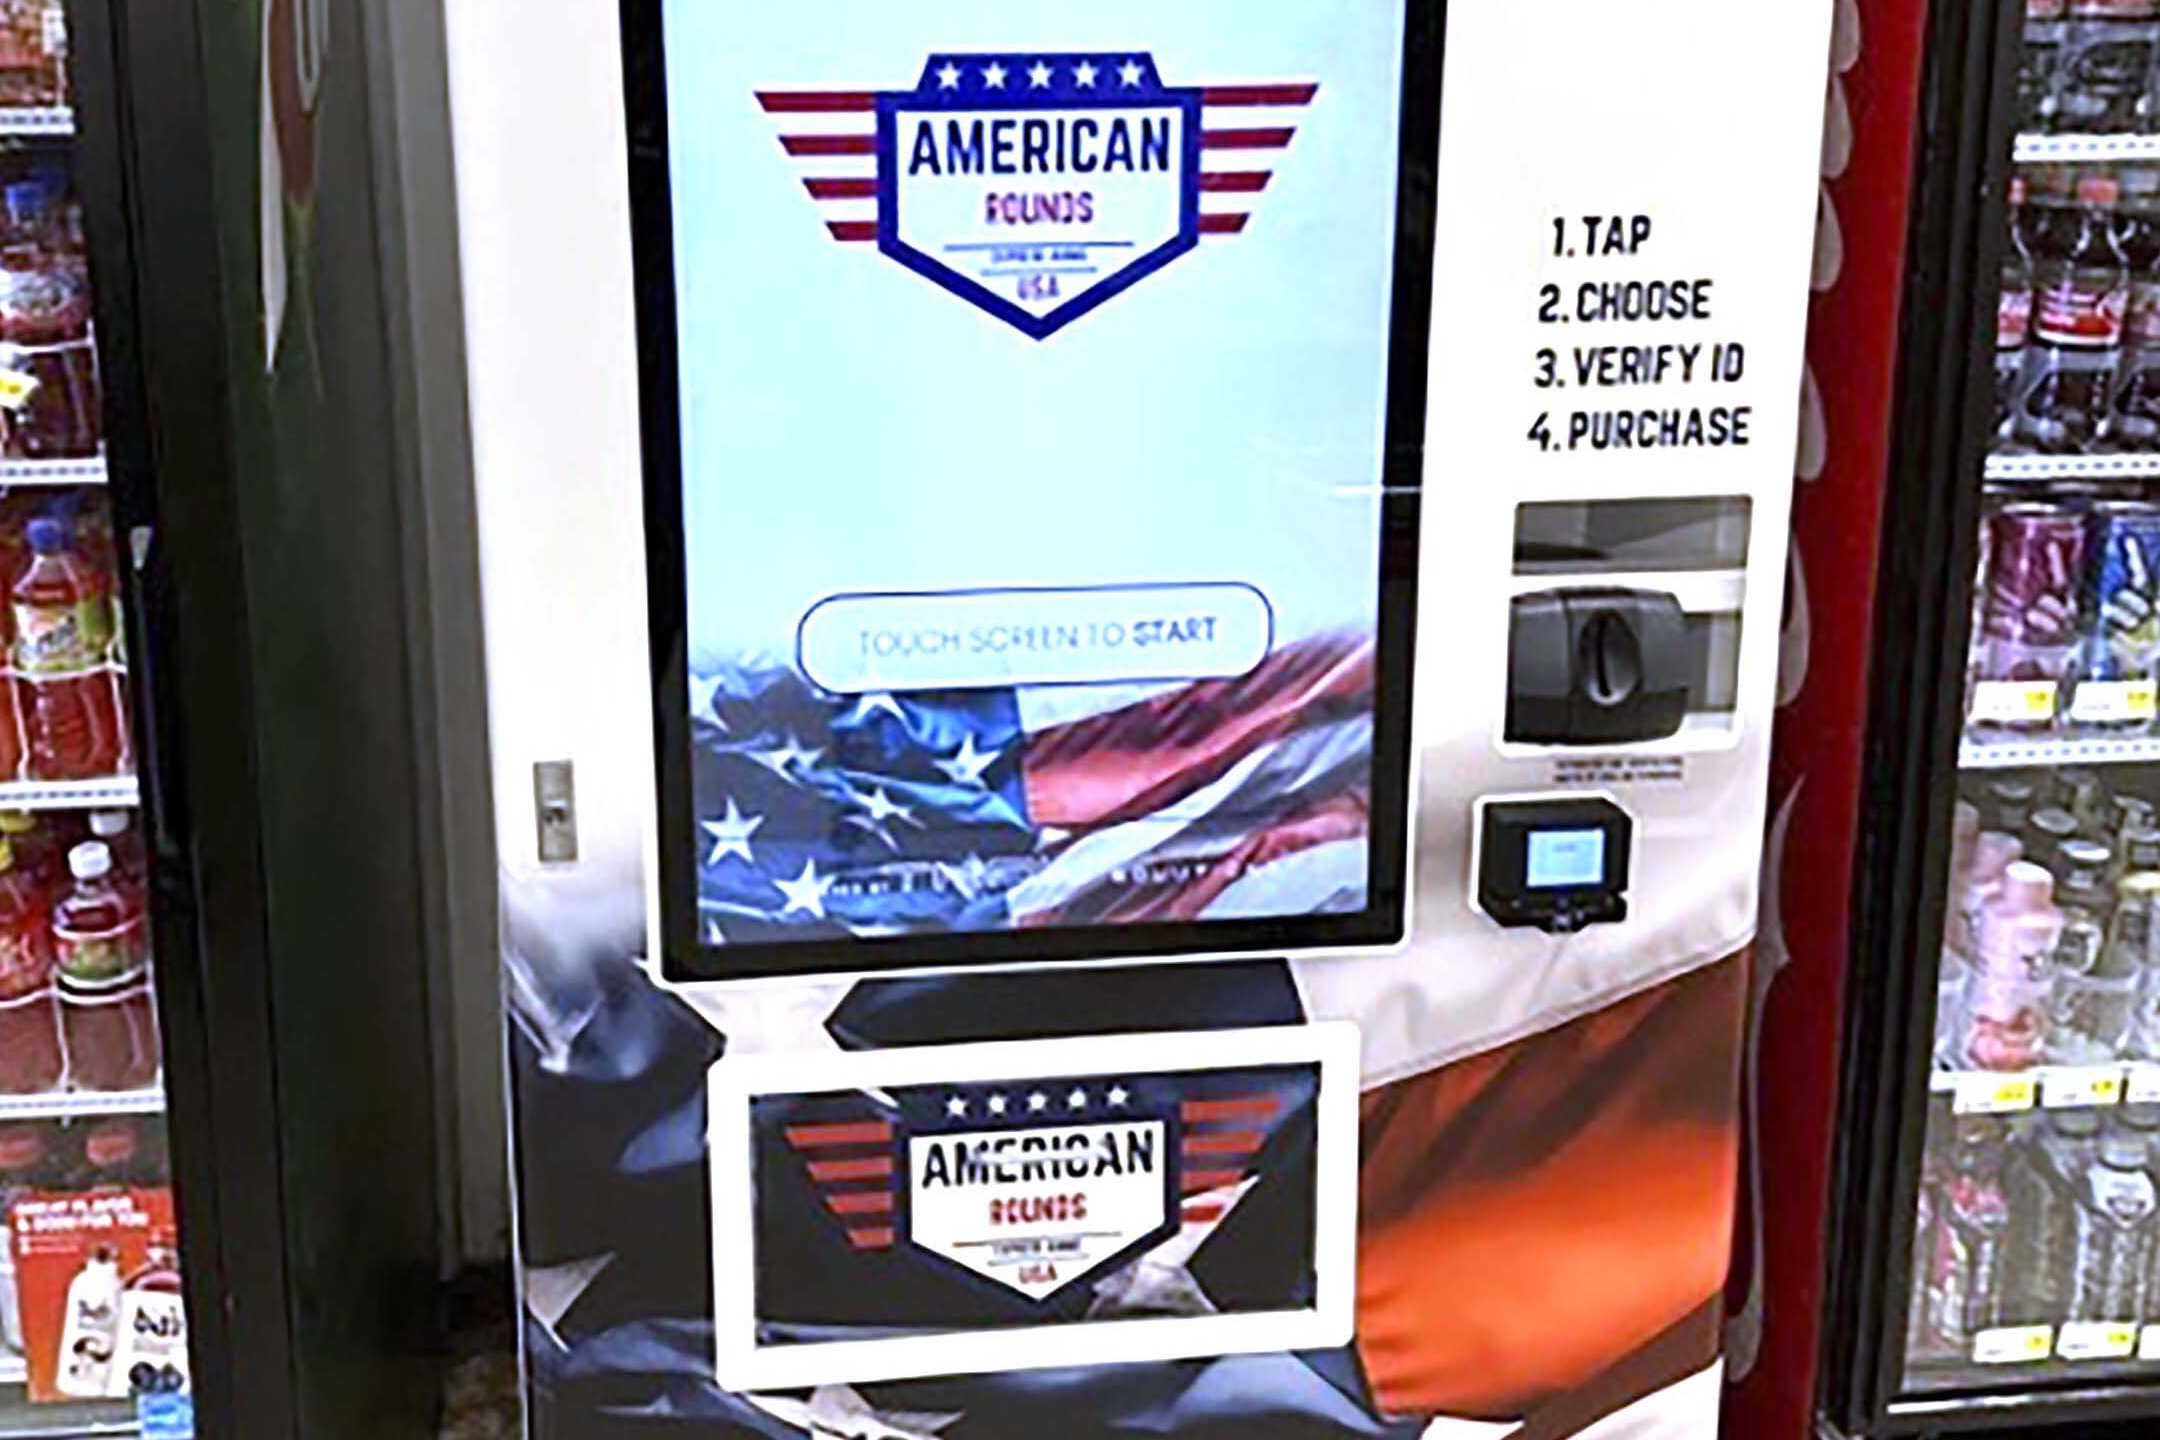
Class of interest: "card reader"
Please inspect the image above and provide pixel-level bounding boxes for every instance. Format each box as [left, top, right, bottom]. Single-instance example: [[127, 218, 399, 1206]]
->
[[1474, 796, 1634, 932]]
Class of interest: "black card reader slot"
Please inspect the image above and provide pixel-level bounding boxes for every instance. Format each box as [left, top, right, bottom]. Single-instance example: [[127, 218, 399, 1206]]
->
[[1505, 587, 1690, 745]]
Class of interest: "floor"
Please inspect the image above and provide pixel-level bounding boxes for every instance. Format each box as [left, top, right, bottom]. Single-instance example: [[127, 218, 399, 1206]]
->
[[438, 1268, 519, 1440]]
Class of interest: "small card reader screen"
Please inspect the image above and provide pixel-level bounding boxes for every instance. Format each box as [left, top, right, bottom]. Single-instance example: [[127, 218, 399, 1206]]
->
[[1526, 829, 1606, 889]]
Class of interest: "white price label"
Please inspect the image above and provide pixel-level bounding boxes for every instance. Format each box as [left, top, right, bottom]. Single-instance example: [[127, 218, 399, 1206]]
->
[[2057, 1321, 2138, 1361], [1970, 680, 2059, 725], [2140, 1325, 2160, 1363], [2042, 1066, 2126, 1109], [1955, 1072, 2038, 1115], [2128, 1064, 2160, 1106], [2071, 679, 2160, 724], [1974, 1325, 2055, 1365]]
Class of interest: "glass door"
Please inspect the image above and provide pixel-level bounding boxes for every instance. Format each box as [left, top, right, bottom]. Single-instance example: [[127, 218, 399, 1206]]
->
[[0, 0, 181, 1432], [1905, 0, 2160, 1394]]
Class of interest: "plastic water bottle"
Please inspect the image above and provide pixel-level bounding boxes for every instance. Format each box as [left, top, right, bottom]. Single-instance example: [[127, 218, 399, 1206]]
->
[[2070, 1134, 2160, 1322]]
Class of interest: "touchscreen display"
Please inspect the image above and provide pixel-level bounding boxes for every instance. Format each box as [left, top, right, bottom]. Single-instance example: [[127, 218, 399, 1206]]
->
[[636, 1, 1430, 977]]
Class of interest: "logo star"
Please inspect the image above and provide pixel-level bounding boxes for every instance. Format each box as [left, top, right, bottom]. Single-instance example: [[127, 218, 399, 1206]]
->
[[853, 786, 915, 827], [1118, 59, 1144, 87], [934, 733, 1001, 787], [945, 1095, 968, 1118], [1107, 1085, 1129, 1107], [936, 62, 961, 90], [1027, 1091, 1049, 1113], [747, 733, 824, 782], [774, 858, 837, 919], [844, 692, 908, 727], [701, 796, 764, 866], [1073, 61, 1098, 88], [1067, 1087, 1089, 1110], [1028, 61, 1053, 88], [689, 673, 728, 732], [987, 1094, 1008, 1115], [982, 61, 1008, 88]]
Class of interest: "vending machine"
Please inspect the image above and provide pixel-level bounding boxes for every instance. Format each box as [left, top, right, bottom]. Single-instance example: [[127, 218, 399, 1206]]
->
[[444, 0, 1831, 1435]]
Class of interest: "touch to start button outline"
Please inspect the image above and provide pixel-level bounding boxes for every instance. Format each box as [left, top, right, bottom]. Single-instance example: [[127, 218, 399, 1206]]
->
[[797, 582, 1275, 694]]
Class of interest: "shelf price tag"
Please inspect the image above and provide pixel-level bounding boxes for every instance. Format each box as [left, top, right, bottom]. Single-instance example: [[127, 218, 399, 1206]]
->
[[1974, 1325, 2054, 1364], [2140, 1326, 2160, 1363], [2042, 1066, 2125, 1109], [1955, 1072, 2038, 1115], [2127, 1064, 2160, 1106], [0, 367, 41, 412], [2070, 680, 2160, 725], [2057, 1321, 2138, 1361], [1969, 681, 2059, 725]]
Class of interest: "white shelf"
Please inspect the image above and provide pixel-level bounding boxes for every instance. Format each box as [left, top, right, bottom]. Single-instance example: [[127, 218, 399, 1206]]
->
[[0, 456, 103, 488], [2015, 132, 2160, 162], [0, 1087, 159, 1122], [1960, 734, 2160, 769], [1985, 453, 2160, 482], [0, 776, 137, 812]]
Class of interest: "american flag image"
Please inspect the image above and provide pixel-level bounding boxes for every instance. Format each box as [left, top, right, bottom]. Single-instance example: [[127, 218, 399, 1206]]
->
[[750, 53, 1317, 337], [688, 630, 1374, 946], [757, 57, 1316, 243]]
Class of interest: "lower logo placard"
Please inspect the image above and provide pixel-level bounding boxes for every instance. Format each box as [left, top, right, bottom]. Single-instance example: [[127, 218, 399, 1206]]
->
[[709, 1022, 1358, 1388]]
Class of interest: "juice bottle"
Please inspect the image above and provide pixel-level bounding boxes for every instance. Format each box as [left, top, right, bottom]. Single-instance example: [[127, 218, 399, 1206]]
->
[[51, 842, 139, 982], [13, 518, 116, 780], [0, 837, 58, 1094]]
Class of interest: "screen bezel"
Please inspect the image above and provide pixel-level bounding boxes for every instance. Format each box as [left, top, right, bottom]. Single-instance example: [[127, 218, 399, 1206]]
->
[[620, 2, 1442, 983]]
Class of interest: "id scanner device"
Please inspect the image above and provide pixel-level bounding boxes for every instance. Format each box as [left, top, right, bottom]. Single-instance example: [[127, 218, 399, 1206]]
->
[[1505, 587, 1689, 745], [1473, 795, 1634, 933]]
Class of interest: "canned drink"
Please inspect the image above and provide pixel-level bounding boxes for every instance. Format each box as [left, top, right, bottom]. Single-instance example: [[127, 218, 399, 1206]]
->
[[2077, 501, 2160, 730], [1977, 505, 2085, 731], [1985, 504, 2085, 656]]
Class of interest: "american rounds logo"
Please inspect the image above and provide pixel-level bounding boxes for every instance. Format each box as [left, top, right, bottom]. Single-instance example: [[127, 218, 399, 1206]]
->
[[756, 53, 1316, 338]]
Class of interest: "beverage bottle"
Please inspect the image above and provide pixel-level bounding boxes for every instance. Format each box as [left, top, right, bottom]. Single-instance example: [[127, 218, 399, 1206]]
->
[[50, 1245, 117, 1398], [88, 812, 142, 903], [1990, 779, 2041, 834], [2021, 173, 2129, 454], [0, 181, 95, 461], [72, 1117, 135, 1190], [2061, 0, 2160, 132], [2070, 1133, 2160, 1323], [1961, 831, 2026, 958], [2026, 0, 2070, 129], [1926, 1118, 2015, 1344], [1965, 861, 2065, 1070], [2001, 176, 2037, 451], [0, 835, 56, 1096], [2110, 170, 2160, 453], [2006, 1109, 2100, 1323], [2028, 804, 2082, 863], [50, 842, 142, 984], [1943, 804, 1987, 1050], [13, 518, 117, 780], [2049, 839, 2126, 1062]]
